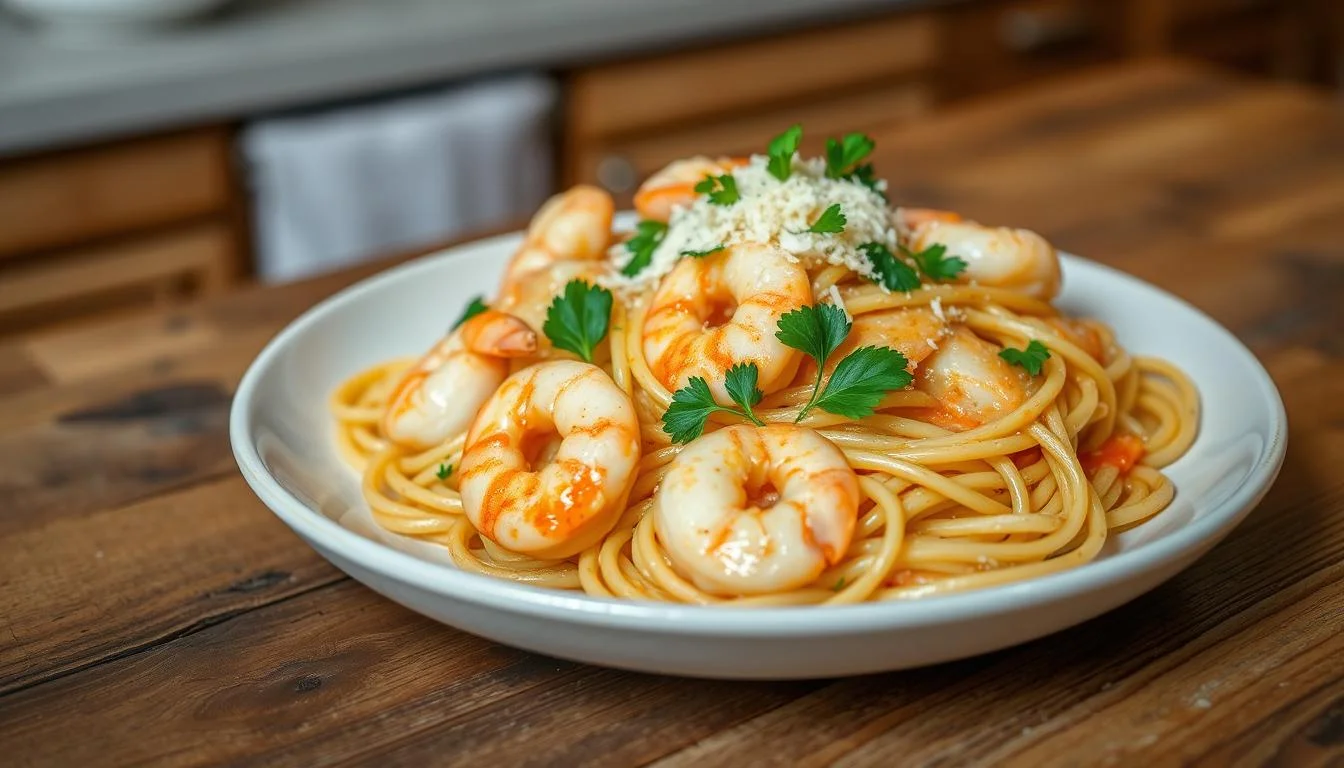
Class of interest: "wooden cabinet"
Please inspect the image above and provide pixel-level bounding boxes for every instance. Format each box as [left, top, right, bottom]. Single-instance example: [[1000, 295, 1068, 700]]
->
[[0, 128, 241, 336], [563, 13, 940, 203]]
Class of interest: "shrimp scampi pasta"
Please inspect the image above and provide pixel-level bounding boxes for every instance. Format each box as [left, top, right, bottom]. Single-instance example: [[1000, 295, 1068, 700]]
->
[[332, 125, 1199, 605]]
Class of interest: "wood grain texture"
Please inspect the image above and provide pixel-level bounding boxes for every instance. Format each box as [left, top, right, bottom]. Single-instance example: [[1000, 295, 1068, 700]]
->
[[1, 62, 1342, 766]]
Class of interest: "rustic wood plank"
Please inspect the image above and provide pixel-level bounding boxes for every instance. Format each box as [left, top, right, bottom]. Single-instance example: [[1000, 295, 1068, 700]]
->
[[0, 579, 815, 767], [0, 475, 342, 695]]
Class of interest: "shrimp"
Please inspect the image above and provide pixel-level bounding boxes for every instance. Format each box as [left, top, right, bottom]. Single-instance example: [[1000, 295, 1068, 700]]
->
[[633, 155, 748, 223], [914, 327, 1028, 431], [499, 258, 611, 335], [458, 360, 640, 559], [796, 307, 949, 383], [654, 424, 860, 596], [383, 310, 538, 449], [900, 208, 1062, 300], [500, 185, 614, 292], [642, 242, 811, 403]]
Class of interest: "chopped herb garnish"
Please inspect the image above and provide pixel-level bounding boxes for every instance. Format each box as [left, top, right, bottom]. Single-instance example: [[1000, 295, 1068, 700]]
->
[[542, 279, 613, 364], [804, 204, 847, 235], [767, 124, 803, 181], [859, 242, 921, 292], [810, 346, 913, 419], [661, 363, 766, 444], [824, 132, 875, 179], [903, 243, 967, 281], [621, 220, 668, 277], [999, 340, 1051, 376], [693, 173, 740, 206], [436, 463, 453, 481], [833, 576, 847, 591], [776, 305, 913, 421], [450, 296, 489, 330]]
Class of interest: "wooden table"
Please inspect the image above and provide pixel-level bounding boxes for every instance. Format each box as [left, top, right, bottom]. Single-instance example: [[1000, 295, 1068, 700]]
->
[[2, 61, 1341, 766]]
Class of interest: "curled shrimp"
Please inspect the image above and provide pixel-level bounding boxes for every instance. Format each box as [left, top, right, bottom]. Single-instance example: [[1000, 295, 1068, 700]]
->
[[914, 326, 1028, 431], [500, 185, 614, 292], [499, 258, 611, 338], [383, 310, 538, 449], [654, 424, 860, 595], [642, 242, 811, 403], [633, 155, 748, 223], [898, 208, 1062, 300], [458, 360, 640, 559]]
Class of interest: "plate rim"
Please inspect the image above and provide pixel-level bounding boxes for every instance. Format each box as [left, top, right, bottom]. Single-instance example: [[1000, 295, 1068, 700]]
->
[[229, 231, 1288, 637]]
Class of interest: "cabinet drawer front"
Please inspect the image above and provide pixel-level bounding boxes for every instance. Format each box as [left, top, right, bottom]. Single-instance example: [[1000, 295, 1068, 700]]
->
[[0, 128, 231, 260], [568, 13, 938, 140], [571, 82, 933, 201], [0, 223, 233, 334]]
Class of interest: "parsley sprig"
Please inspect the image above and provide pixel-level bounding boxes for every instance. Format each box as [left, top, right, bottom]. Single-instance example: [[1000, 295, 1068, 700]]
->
[[767, 124, 803, 181], [621, 220, 668, 277], [999, 340, 1051, 375], [825, 133, 875, 179], [660, 305, 915, 442], [903, 243, 967, 281], [859, 243, 921, 292], [776, 305, 913, 422], [435, 463, 453, 481], [542, 279, 613, 363], [694, 174, 739, 206], [804, 204, 847, 235], [661, 363, 765, 443], [451, 296, 489, 330]]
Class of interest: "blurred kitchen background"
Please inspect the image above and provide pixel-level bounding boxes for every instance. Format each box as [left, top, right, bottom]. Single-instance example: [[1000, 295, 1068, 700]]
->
[[0, 0, 1340, 336]]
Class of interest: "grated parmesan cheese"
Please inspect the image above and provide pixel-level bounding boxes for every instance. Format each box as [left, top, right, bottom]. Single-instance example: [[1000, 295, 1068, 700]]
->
[[825, 284, 852, 322], [611, 155, 897, 291], [930, 297, 945, 322]]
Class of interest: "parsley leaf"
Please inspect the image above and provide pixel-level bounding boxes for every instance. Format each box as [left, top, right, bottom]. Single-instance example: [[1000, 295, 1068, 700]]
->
[[846, 163, 888, 201], [999, 340, 1051, 376], [693, 173, 739, 206], [542, 279, 613, 363], [825, 133, 875, 179], [436, 463, 452, 481], [662, 377, 719, 444], [903, 243, 967, 281], [661, 364, 767, 444], [621, 220, 668, 277], [450, 296, 489, 330], [723, 362, 765, 425], [776, 304, 851, 421], [805, 204, 847, 235], [859, 242, 921, 292], [776, 304, 851, 370], [812, 346, 913, 419], [833, 576, 847, 591], [680, 244, 726, 258], [767, 124, 803, 181]]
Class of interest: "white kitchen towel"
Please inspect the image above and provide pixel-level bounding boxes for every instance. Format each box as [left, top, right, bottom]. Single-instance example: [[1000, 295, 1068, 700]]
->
[[242, 74, 557, 283]]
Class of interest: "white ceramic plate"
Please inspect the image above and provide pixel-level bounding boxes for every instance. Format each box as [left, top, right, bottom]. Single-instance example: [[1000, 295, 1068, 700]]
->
[[230, 227, 1286, 680]]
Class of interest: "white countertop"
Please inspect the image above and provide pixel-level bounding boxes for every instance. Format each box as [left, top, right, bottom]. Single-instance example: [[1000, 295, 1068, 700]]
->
[[0, 0, 917, 156]]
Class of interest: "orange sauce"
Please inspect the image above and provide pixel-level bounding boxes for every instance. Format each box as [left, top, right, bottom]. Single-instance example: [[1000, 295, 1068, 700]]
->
[[1081, 433, 1145, 475]]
